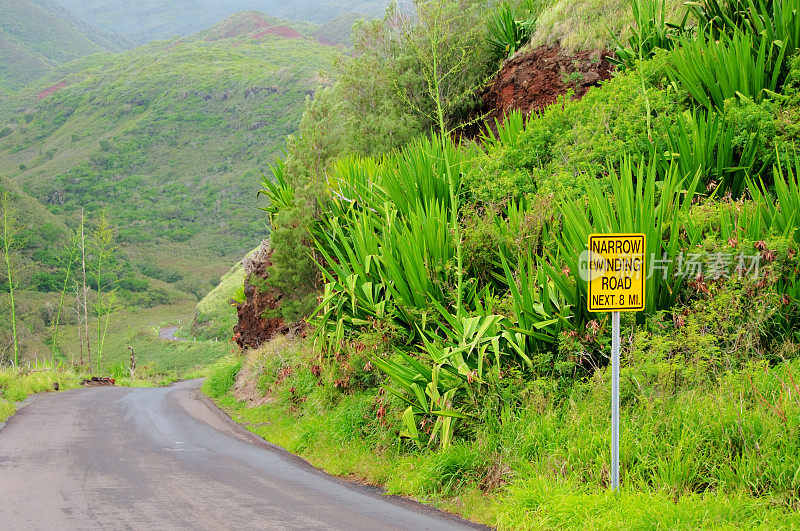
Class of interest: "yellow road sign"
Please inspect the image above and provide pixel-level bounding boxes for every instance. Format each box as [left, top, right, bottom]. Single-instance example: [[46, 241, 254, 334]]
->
[[586, 233, 645, 313]]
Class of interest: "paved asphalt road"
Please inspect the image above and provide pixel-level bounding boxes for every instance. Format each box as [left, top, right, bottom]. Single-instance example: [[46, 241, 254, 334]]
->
[[158, 325, 187, 341], [0, 380, 481, 530]]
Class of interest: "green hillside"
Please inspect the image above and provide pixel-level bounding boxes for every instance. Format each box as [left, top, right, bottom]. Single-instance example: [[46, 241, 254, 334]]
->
[[0, 11, 333, 261], [313, 11, 364, 46], [0, 0, 130, 92], [53, 0, 390, 44], [0, 11, 334, 365]]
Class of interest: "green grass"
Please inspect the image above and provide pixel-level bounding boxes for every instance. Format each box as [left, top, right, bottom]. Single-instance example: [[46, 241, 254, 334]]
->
[[201, 356, 242, 398], [55, 301, 233, 374], [498, 479, 800, 529], [530, 0, 688, 51], [0, 361, 176, 422], [0, 366, 81, 406]]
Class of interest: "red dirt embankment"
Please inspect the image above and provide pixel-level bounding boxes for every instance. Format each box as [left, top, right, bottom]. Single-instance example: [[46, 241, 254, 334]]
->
[[482, 44, 614, 126], [232, 247, 284, 350], [36, 80, 66, 101], [232, 243, 305, 350]]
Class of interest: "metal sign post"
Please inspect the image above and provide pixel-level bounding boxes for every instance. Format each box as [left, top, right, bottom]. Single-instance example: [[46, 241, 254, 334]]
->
[[611, 310, 620, 491], [585, 233, 646, 494]]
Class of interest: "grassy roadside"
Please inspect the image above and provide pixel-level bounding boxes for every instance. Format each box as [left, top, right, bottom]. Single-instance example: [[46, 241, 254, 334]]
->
[[202, 339, 800, 529], [0, 361, 185, 422]]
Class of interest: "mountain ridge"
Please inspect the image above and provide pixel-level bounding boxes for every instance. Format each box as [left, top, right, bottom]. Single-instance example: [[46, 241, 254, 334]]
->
[[0, 0, 131, 93], [53, 0, 391, 44]]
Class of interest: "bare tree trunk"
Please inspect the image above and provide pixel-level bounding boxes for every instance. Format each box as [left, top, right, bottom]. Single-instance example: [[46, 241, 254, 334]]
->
[[81, 210, 91, 372], [128, 345, 135, 380], [75, 283, 83, 366], [1, 193, 20, 368]]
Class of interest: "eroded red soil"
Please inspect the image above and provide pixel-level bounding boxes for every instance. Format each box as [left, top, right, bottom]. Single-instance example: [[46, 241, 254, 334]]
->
[[482, 44, 614, 126], [36, 80, 66, 101], [232, 247, 307, 350]]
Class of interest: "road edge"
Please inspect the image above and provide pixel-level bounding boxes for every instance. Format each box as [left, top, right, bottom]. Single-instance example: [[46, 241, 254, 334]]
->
[[192, 387, 491, 530]]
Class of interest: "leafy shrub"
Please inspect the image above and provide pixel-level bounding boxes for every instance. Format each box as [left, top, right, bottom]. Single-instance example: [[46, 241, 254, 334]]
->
[[30, 271, 59, 292], [118, 275, 148, 292]]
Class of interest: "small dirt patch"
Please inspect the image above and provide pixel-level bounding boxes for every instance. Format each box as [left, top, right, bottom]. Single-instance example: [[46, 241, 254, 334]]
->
[[231, 350, 271, 407], [36, 80, 67, 101], [482, 44, 614, 127]]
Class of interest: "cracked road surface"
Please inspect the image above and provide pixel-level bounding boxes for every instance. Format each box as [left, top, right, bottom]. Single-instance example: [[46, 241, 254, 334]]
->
[[0, 379, 479, 530]]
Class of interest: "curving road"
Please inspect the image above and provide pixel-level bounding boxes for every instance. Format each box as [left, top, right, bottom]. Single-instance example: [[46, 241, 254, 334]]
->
[[0, 380, 481, 530], [158, 325, 187, 342]]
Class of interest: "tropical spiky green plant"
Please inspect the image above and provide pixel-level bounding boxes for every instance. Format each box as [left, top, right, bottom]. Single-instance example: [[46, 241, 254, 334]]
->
[[665, 109, 761, 197], [486, 2, 536, 60], [609, 0, 689, 69], [668, 29, 787, 111], [311, 136, 469, 348], [382, 134, 467, 217], [688, 0, 800, 56], [258, 159, 296, 226], [748, 146, 800, 243], [480, 109, 527, 149]]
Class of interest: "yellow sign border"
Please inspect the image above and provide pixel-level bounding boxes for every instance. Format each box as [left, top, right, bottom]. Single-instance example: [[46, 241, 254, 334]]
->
[[587, 233, 646, 313]]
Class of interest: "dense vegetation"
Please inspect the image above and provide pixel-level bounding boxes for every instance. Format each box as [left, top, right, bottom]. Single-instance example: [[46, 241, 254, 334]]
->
[[1, 12, 332, 257], [205, 0, 800, 526]]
